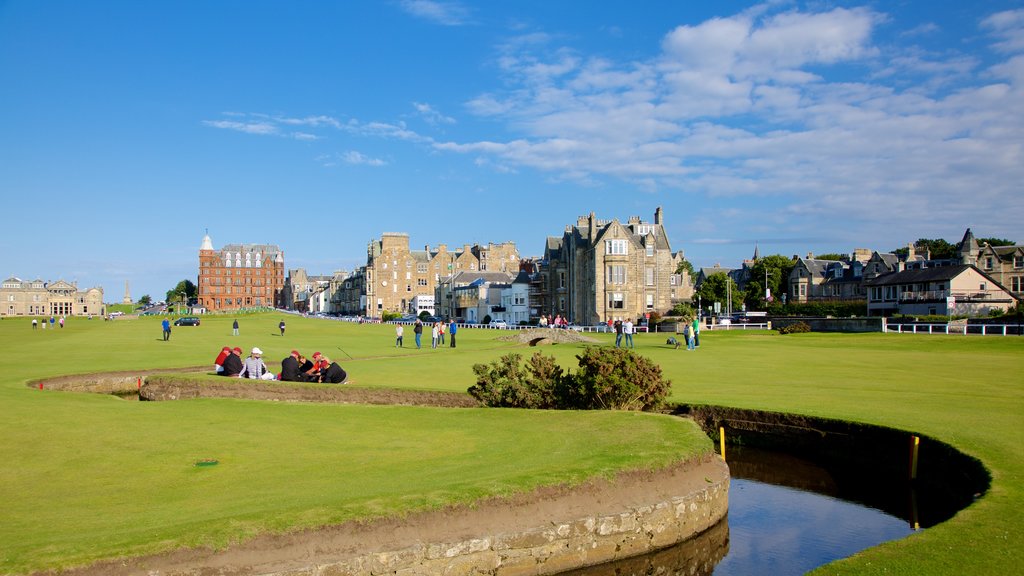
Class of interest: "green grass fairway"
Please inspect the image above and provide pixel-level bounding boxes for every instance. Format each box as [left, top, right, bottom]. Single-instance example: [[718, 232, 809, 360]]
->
[[0, 315, 708, 574], [1, 314, 1022, 575]]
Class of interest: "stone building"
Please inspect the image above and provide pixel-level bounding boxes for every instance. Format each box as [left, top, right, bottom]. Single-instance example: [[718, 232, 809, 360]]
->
[[960, 228, 1024, 299], [359, 233, 520, 317], [197, 234, 285, 311], [541, 207, 690, 325], [1, 277, 104, 317]]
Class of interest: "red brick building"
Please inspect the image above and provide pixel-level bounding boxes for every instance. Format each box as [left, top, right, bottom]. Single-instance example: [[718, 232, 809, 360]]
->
[[197, 234, 285, 311]]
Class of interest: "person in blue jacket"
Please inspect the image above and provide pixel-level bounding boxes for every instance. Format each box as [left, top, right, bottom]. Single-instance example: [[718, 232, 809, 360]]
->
[[449, 319, 458, 348]]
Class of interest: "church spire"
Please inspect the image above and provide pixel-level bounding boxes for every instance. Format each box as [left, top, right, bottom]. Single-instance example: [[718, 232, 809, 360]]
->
[[753, 243, 760, 261]]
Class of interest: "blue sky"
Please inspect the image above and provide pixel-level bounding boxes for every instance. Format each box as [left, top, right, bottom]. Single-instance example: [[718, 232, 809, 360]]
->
[[1, 1, 1022, 301]]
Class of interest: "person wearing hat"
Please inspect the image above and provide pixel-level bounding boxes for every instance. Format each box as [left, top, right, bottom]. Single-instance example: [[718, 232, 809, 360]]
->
[[214, 346, 232, 373], [307, 351, 328, 381], [280, 349, 306, 382], [221, 347, 244, 377], [242, 347, 276, 380], [318, 354, 348, 384]]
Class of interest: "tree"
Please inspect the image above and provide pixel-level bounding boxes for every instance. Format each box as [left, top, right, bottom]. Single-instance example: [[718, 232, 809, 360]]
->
[[694, 272, 743, 314], [165, 280, 196, 310], [892, 238, 957, 260], [744, 254, 796, 310], [675, 259, 695, 278], [138, 294, 152, 306], [977, 237, 1015, 247], [814, 253, 847, 261]]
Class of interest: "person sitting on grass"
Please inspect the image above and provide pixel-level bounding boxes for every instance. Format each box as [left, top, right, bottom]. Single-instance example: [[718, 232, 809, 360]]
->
[[307, 352, 328, 381], [280, 350, 307, 382], [242, 347, 277, 380], [221, 347, 244, 377], [318, 355, 348, 384], [214, 346, 231, 374]]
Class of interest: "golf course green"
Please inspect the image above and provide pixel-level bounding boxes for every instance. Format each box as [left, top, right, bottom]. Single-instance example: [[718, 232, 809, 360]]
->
[[0, 313, 1021, 575]]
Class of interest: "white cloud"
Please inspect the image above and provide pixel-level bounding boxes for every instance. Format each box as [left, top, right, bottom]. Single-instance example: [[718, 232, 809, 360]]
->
[[981, 9, 1024, 53], [413, 102, 456, 125], [341, 151, 387, 166], [202, 119, 278, 135], [399, 0, 471, 26], [429, 4, 1023, 238]]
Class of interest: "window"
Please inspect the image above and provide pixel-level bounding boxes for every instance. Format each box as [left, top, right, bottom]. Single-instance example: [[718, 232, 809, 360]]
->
[[980, 282, 987, 291], [645, 267, 655, 286], [418, 279, 427, 286], [605, 239, 627, 255], [986, 257, 994, 270], [799, 285, 806, 296], [646, 244, 654, 257], [606, 265, 626, 284], [1016, 256, 1024, 269], [608, 292, 624, 309], [559, 272, 566, 289], [646, 294, 654, 309], [418, 263, 428, 273], [1013, 277, 1022, 292]]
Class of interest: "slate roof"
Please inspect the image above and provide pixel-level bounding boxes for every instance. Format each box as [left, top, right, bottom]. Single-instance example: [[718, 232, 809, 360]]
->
[[864, 264, 973, 286]]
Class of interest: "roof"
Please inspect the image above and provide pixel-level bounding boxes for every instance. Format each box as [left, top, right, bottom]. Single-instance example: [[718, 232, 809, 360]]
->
[[864, 264, 973, 286]]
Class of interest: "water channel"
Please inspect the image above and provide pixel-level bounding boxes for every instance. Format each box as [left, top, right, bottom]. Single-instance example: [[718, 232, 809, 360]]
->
[[559, 444, 959, 576]]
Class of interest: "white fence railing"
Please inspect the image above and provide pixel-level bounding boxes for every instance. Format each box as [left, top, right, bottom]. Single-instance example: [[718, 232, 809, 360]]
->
[[885, 323, 1023, 336]]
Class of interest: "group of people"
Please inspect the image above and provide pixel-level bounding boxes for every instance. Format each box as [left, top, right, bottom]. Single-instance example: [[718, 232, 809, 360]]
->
[[214, 346, 347, 383], [31, 316, 64, 330], [611, 318, 636, 348], [668, 317, 701, 350], [402, 319, 457, 349], [538, 314, 568, 328]]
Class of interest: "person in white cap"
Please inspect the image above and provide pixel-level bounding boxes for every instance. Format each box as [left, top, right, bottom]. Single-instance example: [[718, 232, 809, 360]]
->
[[242, 347, 276, 380]]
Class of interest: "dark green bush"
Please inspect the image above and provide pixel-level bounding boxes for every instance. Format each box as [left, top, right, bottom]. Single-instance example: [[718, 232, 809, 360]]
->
[[778, 321, 811, 334], [469, 347, 670, 411]]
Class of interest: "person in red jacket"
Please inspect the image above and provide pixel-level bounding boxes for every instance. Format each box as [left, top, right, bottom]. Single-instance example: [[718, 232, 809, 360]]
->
[[214, 346, 231, 373]]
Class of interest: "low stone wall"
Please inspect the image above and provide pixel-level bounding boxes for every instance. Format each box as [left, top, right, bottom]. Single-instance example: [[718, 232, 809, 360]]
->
[[305, 459, 729, 576], [771, 316, 883, 333]]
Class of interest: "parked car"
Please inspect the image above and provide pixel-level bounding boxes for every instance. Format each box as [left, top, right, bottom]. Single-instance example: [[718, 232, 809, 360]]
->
[[489, 319, 508, 328], [173, 317, 201, 326]]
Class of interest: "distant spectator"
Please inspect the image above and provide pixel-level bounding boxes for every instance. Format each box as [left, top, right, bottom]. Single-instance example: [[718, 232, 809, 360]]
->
[[32, 319, 37, 330], [278, 319, 286, 336], [449, 319, 457, 348], [624, 319, 634, 348], [232, 319, 239, 336], [395, 324, 404, 347], [413, 319, 423, 349], [59, 316, 65, 329], [161, 318, 171, 341]]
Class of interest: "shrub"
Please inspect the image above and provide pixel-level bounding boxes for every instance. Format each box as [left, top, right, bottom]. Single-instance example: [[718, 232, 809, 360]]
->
[[778, 321, 811, 334], [566, 347, 670, 411], [468, 347, 670, 411], [382, 311, 402, 322]]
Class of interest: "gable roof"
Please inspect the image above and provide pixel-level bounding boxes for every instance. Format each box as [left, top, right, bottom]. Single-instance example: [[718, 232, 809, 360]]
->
[[864, 264, 974, 286]]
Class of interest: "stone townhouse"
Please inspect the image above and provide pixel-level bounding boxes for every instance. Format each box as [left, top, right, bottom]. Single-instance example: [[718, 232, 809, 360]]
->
[[1, 277, 104, 317], [197, 234, 285, 311], [541, 207, 690, 325], [960, 228, 1024, 300], [359, 233, 520, 318], [435, 270, 515, 322]]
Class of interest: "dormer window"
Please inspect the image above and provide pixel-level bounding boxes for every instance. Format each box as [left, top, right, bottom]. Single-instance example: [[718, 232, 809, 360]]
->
[[606, 239, 627, 255]]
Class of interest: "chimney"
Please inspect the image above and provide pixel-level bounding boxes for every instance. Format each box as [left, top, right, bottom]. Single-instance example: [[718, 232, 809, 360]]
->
[[807, 252, 814, 260], [654, 206, 663, 225], [907, 243, 916, 261]]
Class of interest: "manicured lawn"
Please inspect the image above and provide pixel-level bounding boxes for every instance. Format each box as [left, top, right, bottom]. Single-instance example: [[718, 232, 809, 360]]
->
[[0, 315, 708, 574], [1, 314, 1021, 575]]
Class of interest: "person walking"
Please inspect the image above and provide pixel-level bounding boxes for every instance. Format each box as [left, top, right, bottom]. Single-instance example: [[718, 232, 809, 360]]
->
[[685, 322, 695, 351], [161, 317, 171, 341], [431, 322, 439, 349], [624, 318, 634, 348], [59, 316, 65, 329], [413, 319, 423, 349], [50, 316, 55, 329], [395, 324, 404, 347], [278, 319, 286, 336], [32, 318, 38, 330], [614, 319, 623, 348], [692, 317, 701, 348], [449, 319, 457, 348], [232, 319, 239, 336]]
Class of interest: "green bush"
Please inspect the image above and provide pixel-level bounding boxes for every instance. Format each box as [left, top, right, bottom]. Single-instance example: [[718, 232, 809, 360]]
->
[[778, 321, 811, 334], [382, 311, 402, 322], [469, 347, 670, 411]]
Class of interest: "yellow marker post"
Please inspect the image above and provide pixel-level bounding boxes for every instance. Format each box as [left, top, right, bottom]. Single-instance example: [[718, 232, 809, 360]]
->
[[719, 427, 726, 461], [910, 435, 920, 480]]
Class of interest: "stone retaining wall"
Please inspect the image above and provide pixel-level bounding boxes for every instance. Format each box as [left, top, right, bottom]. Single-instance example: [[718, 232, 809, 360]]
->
[[280, 461, 728, 576]]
